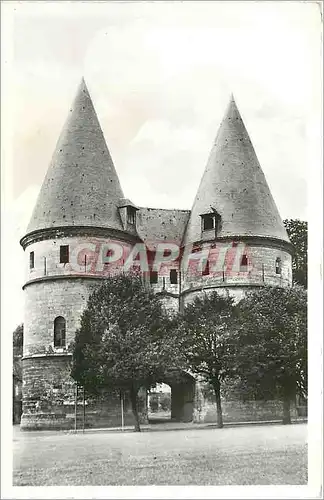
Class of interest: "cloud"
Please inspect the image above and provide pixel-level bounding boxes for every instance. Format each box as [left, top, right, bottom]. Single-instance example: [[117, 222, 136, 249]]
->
[[4, 1, 320, 329], [1, 185, 40, 336]]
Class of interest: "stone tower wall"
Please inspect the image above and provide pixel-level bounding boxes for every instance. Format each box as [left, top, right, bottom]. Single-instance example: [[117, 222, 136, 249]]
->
[[181, 242, 292, 305], [21, 234, 135, 429], [23, 278, 99, 356]]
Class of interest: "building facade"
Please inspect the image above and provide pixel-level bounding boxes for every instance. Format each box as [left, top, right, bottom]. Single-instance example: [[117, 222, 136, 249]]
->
[[19, 79, 293, 430]]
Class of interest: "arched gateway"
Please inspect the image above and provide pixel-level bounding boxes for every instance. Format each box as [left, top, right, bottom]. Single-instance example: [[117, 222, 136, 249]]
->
[[20, 79, 292, 430]]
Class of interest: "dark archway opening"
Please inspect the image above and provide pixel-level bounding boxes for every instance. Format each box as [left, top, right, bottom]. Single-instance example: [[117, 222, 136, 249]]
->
[[148, 384, 171, 422], [148, 372, 196, 424]]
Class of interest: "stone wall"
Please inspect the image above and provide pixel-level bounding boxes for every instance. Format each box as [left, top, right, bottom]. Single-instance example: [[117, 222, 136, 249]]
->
[[22, 354, 75, 418], [21, 354, 148, 430], [23, 278, 99, 356], [182, 242, 292, 301], [24, 235, 134, 283], [195, 399, 298, 424]]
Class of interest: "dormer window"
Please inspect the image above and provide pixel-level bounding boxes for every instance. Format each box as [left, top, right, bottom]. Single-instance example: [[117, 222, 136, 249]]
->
[[118, 198, 139, 230], [201, 211, 221, 235], [203, 214, 215, 231], [127, 206, 136, 225]]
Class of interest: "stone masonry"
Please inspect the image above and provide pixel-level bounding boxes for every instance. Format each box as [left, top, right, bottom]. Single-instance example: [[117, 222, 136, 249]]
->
[[20, 79, 294, 430]]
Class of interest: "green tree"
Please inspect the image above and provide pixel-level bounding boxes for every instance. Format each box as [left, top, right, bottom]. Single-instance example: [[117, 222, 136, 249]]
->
[[13, 324, 23, 351], [159, 392, 171, 412], [13, 324, 23, 380], [71, 274, 184, 432], [177, 292, 237, 428], [149, 393, 159, 413], [235, 285, 307, 424], [283, 219, 307, 288]]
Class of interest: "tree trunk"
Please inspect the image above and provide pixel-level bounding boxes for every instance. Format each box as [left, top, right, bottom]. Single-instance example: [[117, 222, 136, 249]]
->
[[130, 386, 141, 432], [212, 378, 224, 429], [282, 396, 291, 425]]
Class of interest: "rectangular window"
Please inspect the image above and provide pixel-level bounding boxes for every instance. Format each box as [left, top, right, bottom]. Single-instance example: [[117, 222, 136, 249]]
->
[[60, 245, 69, 264], [127, 207, 136, 225], [170, 269, 178, 284], [202, 260, 210, 276], [241, 254, 248, 267], [202, 214, 215, 231], [150, 271, 158, 284], [29, 251, 35, 269]]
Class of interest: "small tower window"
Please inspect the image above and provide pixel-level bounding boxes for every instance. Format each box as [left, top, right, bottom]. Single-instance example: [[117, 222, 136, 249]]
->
[[201, 211, 221, 235], [60, 245, 69, 264], [29, 251, 35, 269], [127, 207, 136, 225], [202, 260, 210, 276], [170, 269, 178, 284], [241, 254, 248, 266], [54, 316, 66, 348], [275, 257, 282, 274], [150, 271, 158, 284], [240, 254, 248, 269], [202, 214, 215, 231]]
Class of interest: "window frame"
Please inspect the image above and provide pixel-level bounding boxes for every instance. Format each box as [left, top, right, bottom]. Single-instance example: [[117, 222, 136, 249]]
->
[[54, 316, 66, 348], [150, 271, 158, 284], [202, 214, 215, 231], [240, 254, 248, 268], [29, 251, 35, 269], [202, 260, 210, 276], [60, 245, 69, 264], [170, 269, 178, 285], [126, 206, 136, 225]]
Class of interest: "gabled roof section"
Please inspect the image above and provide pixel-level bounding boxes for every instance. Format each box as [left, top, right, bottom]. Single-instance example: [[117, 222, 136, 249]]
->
[[183, 95, 290, 245], [118, 198, 139, 210], [136, 207, 190, 250], [26, 78, 125, 234]]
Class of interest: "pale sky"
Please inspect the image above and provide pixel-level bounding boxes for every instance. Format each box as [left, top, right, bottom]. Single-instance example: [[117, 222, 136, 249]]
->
[[1, 1, 322, 337]]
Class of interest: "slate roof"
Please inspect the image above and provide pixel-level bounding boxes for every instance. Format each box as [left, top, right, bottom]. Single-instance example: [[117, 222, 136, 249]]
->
[[136, 207, 190, 249], [25, 83, 289, 249], [26, 78, 125, 234], [183, 96, 290, 245]]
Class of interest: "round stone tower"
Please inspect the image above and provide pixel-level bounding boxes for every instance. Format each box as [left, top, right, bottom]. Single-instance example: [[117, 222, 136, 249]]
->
[[181, 95, 293, 306], [178, 96, 293, 424], [20, 79, 139, 429]]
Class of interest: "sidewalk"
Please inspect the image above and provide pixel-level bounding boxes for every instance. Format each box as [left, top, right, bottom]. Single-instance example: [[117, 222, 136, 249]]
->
[[65, 417, 307, 435]]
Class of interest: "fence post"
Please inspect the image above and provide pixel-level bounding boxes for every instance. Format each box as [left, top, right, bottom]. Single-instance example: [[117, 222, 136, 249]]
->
[[121, 392, 125, 431], [74, 383, 78, 432]]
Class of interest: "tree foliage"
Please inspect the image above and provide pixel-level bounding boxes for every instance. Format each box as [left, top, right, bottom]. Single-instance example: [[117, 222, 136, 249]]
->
[[159, 392, 171, 412], [177, 291, 237, 428], [234, 285, 307, 424], [13, 324, 24, 381], [149, 393, 159, 413], [283, 219, 307, 288], [71, 274, 185, 431], [13, 324, 23, 351]]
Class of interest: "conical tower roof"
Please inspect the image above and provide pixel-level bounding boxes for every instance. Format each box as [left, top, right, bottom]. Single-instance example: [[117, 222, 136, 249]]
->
[[26, 78, 125, 234], [183, 96, 290, 246]]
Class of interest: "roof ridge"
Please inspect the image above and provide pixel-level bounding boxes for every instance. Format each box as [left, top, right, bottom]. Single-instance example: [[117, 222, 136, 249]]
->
[[137, 206, 191, 213]]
